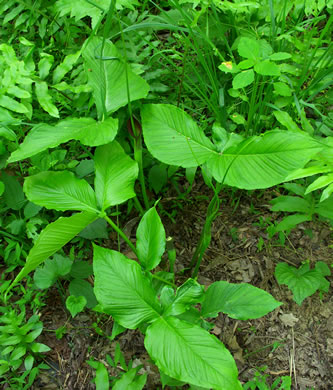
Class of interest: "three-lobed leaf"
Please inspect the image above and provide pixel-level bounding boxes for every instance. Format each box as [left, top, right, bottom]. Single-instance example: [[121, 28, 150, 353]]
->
[[142, 105, 322, 190]]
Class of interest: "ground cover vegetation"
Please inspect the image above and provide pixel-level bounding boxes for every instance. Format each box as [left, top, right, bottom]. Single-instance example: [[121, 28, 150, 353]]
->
[[0, 0, 332, 388]]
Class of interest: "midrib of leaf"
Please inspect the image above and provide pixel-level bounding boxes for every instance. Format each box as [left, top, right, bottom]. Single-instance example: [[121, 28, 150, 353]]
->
[[220, 145, 320, 158], [114, 267, 161, 319], [34, 185, 98, 213], [159, 316, 234, 386], [163, 122, 215, 154]]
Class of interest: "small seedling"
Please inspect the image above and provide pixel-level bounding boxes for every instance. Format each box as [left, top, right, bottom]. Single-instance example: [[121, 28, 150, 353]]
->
[[275, 261, 331, 305]]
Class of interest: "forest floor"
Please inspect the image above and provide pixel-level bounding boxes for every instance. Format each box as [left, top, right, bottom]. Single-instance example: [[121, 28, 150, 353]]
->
[[32, 182, 333, 390]]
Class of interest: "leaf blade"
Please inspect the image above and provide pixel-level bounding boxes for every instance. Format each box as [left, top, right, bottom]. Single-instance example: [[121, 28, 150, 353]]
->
[[142, 104, 215, 168], [93, 245, 161, 329], [10, 211, 97, 289], [207, 131, 322, 189], [201, 281, 282, 320], [94, 141, 138, 210], [24, 171, 98, 212], [83, 37, 149, 116], [8, 117, 118, 163], [145, 316, 241, 389], [136, 207, 166, 270]]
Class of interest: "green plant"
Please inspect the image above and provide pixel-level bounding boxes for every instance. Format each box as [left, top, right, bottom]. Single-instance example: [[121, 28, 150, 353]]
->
[[2, 1, 333, 387], [140, 103, 325, 276], [87, 342, 147, 389], [92, 206, 282, 389], [0, 305, 50, 388], [243, 365, 291, 390], [270, 182, 333, 234], [275, 260, 331, 304], [33, 254, 97, 313]]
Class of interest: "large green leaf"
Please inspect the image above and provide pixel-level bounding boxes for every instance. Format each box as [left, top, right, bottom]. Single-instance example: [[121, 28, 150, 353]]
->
[[24, 171, 98, 212], [201, 281, 282, 320], [136, 207, 166, 270], [207, 131, 322, 189], [8, 117, 118, 163], [142, 104, 215, 168], [9, 212, 97, 290], [94, 142, 138, 210], [93, 245, 161, 329], [145, 316, 241, 389], [83, 37, 149, 117]]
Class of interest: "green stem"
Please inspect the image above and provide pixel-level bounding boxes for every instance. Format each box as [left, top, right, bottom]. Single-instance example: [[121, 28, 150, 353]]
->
[[134, 136, 150, 210], [189, 137, 257, 277], [117, 11, 150, 211], [104, 215, 138, 257], [190, 186, 222, 278], [104, 217, 175, 288], [133, 196, 144, 215], [247, 74, 260, 135], [296, 15, 333, 95], [151, 273, 176, 288]]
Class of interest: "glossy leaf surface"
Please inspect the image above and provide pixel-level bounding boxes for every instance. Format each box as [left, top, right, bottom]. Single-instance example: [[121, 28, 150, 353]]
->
[[10, 212, 97, 289], [207, 131, 322, 189], [145, 316, 241, 389], [136, 207, 166, 270], [201, 281, 282, 320], [94, 142, 138, 210], [24, 171, 98, 212], [83, 37, 149, 116], [142, 104, 215, 168], [8, 117, 118, 163], [93, 246, 161, 329]]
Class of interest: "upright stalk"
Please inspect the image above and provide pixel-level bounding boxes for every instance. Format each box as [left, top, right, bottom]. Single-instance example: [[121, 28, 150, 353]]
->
[[104, 215, 138, 257], [190, 183, 222, 278], [104, 215, 176, 288], [133, 134, 150, 210], [189, 138, 257, 277], [117, 11, 150, 211], [247, 74, 261, 135]]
